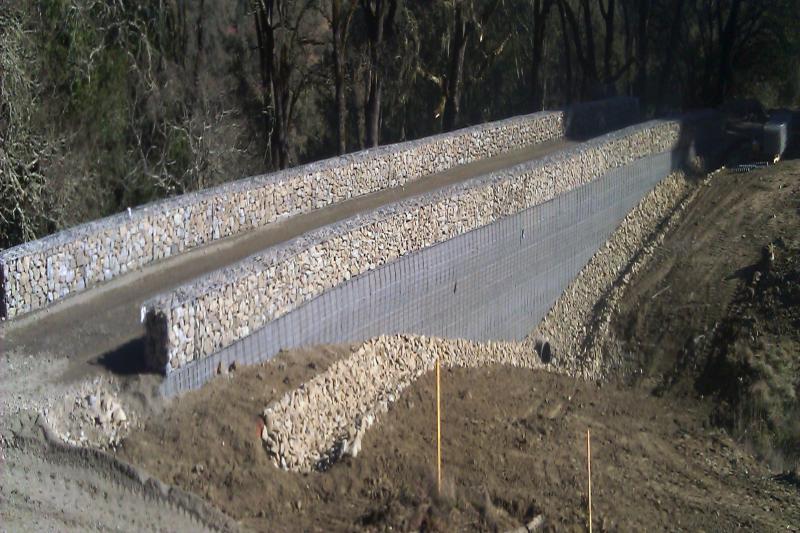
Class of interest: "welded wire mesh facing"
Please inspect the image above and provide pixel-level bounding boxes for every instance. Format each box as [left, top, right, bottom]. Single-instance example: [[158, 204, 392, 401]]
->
[[730, 162, 773, 173], [160, 148, 685, 396]]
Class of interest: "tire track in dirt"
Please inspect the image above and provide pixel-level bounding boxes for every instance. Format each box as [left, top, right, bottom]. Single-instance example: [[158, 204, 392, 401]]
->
[[0, 415, 239, 532]]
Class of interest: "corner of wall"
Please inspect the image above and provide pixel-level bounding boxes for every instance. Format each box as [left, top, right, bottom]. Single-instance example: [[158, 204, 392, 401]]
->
[[144, 307, 170, 374]]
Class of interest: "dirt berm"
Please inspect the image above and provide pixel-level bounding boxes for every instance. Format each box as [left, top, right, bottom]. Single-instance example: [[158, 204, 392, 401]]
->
[[114, 157, 800, 532]]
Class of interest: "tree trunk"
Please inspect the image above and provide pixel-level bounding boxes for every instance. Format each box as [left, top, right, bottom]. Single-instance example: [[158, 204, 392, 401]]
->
[[579, 0, 598, 96], [563, 0, 597, 99], [253, 0, 300, 170], [366, 72, 381, 146], [355, 61, 367, 149], [192, 0, 205, 93], [253, 2, 276, 167], [531, 0, 555, 111], [633, 0, 650, 104], [557, 0, 574, 104], [271, 45, 290, 169], [655, 0, 685, 111], [331, 0, 355, 155], [443, 3, 469, 131], [599, 0, 615, 82], [334, 47, 347, 154], [716, 0, 742, 105], [361, 0, 396, 148], [621, 0, 632, 85]]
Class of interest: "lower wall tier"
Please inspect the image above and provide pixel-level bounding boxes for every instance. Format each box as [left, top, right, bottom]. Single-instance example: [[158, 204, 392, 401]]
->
[[159, 147, 686, 396]]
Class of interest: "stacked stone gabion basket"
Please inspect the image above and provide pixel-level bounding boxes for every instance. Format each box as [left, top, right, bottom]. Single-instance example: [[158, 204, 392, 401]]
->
[[261, 164, 705, 473], [2, 97, 646, 321], [0, 109, 573, 320], [143, 116, 700, 374]]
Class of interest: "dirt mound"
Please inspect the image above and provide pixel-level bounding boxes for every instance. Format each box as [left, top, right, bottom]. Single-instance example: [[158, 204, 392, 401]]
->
[[117, 361, 799, 531], [607, 157, 800, 470], [112, 156, 800, 532]]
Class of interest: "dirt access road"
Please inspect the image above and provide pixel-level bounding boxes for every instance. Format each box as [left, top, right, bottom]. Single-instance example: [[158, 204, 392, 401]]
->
[[0, 138, 572, 384], [0, 411, 238, 532], [115, 157, 800, 531]]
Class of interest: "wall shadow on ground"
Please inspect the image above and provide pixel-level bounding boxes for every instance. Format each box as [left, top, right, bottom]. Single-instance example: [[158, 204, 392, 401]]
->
[[93, 337, 151, 376]]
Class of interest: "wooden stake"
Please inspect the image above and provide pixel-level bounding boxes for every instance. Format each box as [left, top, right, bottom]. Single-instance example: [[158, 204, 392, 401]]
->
[[587, 429, 592, 533], [436, 357, 442, 495]]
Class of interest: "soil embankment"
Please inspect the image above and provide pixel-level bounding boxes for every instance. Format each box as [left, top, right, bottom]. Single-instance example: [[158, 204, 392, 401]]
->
[[115, 158, 800, 531], [117, 354, 799, 531], [606, 156, 800, 469]]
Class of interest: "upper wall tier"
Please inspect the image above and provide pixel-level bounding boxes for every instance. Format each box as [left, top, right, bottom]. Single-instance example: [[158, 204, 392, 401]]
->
[[0, 97, 639, 320], [143, 110, 719, 375]]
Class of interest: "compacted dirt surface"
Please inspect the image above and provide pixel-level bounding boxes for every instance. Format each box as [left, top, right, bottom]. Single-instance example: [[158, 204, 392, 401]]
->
[[116, 357, 799, 532]]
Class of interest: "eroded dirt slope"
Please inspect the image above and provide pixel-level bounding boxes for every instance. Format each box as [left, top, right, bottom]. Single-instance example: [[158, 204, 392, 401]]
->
[[606, 157, 800, 468], [115, 155, 800, 532]]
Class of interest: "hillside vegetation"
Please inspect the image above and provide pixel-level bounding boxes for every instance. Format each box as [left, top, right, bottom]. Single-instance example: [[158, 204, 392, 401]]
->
[[1, 0, 799, 248]]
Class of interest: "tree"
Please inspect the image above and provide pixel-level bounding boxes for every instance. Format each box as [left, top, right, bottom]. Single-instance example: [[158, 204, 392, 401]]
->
[[0, 7, 53, 247], [325, 0, 358, 154], [360, 0, 398, 147], [529, 0, 556, 110], [655, 0, 685, 111], [253, 0, 322, 169], [556, 0, 575, 104], [633, 0, 650, 102], [442, 1, 470, 131]]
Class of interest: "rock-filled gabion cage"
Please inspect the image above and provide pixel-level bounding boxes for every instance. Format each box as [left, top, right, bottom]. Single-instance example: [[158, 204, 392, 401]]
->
[[145, 110, 723, 396], [0, 98, 638, 320]]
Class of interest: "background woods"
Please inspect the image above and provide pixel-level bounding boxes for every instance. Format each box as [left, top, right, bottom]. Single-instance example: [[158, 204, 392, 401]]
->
[[1, 0, 799, 248]]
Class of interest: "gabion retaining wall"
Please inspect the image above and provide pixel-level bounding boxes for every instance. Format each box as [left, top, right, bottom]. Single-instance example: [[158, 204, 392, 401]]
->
[[261, 164, 700, 472], [145, 113, 720, 384], [0, 98, 639, 320]]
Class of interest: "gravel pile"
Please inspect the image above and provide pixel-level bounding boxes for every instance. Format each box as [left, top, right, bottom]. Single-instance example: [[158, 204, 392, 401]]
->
[[532, 169, 695, 379], [261, 334, 557, 472]]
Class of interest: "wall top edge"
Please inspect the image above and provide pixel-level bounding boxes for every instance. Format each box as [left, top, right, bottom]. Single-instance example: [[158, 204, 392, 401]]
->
[[2, 96, 651, 260]]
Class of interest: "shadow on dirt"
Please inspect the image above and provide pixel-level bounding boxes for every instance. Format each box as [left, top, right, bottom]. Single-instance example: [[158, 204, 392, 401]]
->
[[773, 470, 800, 489], [93, 336, 153, 375]]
